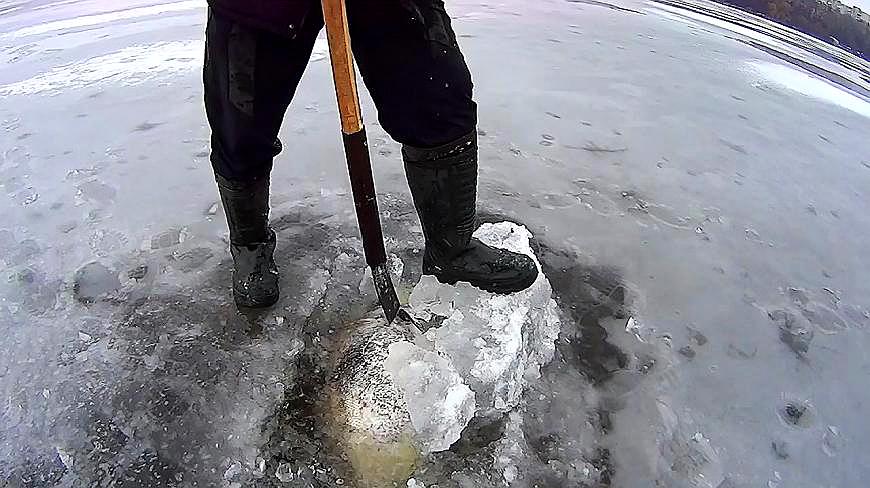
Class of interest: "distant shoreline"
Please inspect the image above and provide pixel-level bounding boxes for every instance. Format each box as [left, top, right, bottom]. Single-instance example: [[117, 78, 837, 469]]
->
[[715, 0, 870, 61], [651, 0, 870, 100]]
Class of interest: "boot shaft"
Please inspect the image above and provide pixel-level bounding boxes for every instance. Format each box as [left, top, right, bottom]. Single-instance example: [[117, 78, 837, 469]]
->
[[215, 173, 279, 308], [403, 131, 478, 264], [215, 173, 271, 245], [403, 132, 539, 294]]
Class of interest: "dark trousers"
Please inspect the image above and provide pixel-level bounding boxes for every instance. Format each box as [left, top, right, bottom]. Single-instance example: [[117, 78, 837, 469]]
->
[[204, 1, 478, 181]]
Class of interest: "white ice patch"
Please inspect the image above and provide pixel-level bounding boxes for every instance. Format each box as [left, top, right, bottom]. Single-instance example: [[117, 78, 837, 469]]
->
[[384, 341, 475, 454], [1, 0, 205, 38], [644, 7, 703, 28], [409, 222, 561, 417], [0, 38, 328, 97], [0, 40, 202, 96], [746, 60, 870, 118]]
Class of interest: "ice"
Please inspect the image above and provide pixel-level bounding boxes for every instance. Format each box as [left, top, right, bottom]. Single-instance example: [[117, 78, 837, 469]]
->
[[407, 478, 426, 488], [409, 222, 561, 416], [383, 341, 476, 453], [0, 41, 205, 97], [821, 425, 844, 457], [746, 61, 870, 119], [609, 394, 726, 488], [252, 456, 266, 478], [72, 261, 120, 303], [56, 447, 74, 469], [275, 462, 294, 482], [493, 411, 529, 484], [223, 461, 242, 481]]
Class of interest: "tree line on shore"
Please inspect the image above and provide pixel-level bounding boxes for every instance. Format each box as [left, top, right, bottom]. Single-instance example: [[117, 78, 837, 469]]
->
[[722, 0, 870, 59]]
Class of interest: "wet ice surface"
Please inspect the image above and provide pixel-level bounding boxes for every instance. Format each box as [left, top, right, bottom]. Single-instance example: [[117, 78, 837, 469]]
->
[[2, 0, 870, 487]]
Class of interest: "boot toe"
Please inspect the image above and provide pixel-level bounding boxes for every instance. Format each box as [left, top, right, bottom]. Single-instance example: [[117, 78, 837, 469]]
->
[[234, 288, 279, 308], [482, 253, 539, 294], [233, 271, 279, 308], [428, 240, 540, 295], [230, 232, 280, 308]]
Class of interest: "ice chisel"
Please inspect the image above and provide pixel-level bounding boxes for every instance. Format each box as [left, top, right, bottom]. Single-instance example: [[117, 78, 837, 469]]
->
[[321, 0, 402, 323]]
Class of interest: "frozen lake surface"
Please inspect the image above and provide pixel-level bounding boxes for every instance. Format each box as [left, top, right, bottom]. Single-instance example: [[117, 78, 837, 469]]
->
[[1, 0, 869, 487]]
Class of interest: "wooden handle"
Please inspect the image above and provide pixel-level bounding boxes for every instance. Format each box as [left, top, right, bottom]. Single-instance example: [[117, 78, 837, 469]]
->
[[322, 0, 362, 134]]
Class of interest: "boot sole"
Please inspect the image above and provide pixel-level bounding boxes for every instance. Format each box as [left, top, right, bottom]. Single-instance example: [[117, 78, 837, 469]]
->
[[233, 288, 280, 309], [431, 271, 538, 295]]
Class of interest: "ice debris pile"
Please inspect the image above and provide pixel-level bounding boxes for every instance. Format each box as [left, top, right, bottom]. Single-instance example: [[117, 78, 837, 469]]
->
[[336, 222, 560, 454], [402, 222, 561, 419]]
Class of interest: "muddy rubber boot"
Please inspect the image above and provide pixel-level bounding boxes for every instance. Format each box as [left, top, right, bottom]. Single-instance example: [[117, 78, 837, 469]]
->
[[215, 174, 279, 308], [403, 131, 538, 294]]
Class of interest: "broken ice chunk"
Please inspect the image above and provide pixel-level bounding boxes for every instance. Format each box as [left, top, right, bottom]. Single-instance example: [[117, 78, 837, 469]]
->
[[384, 341, 475, 453], [275, 462, 294, 482], [223, 462, 242, 481]]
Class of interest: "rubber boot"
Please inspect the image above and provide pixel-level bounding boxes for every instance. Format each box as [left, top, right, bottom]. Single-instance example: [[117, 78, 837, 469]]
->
[[215, 173, 279, 308], [403, 131, 539, 294]]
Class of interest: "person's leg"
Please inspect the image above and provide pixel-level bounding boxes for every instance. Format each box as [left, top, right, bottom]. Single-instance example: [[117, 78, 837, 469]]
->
[[204, 7, 321, 307], [346, 0, 538, 294]]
